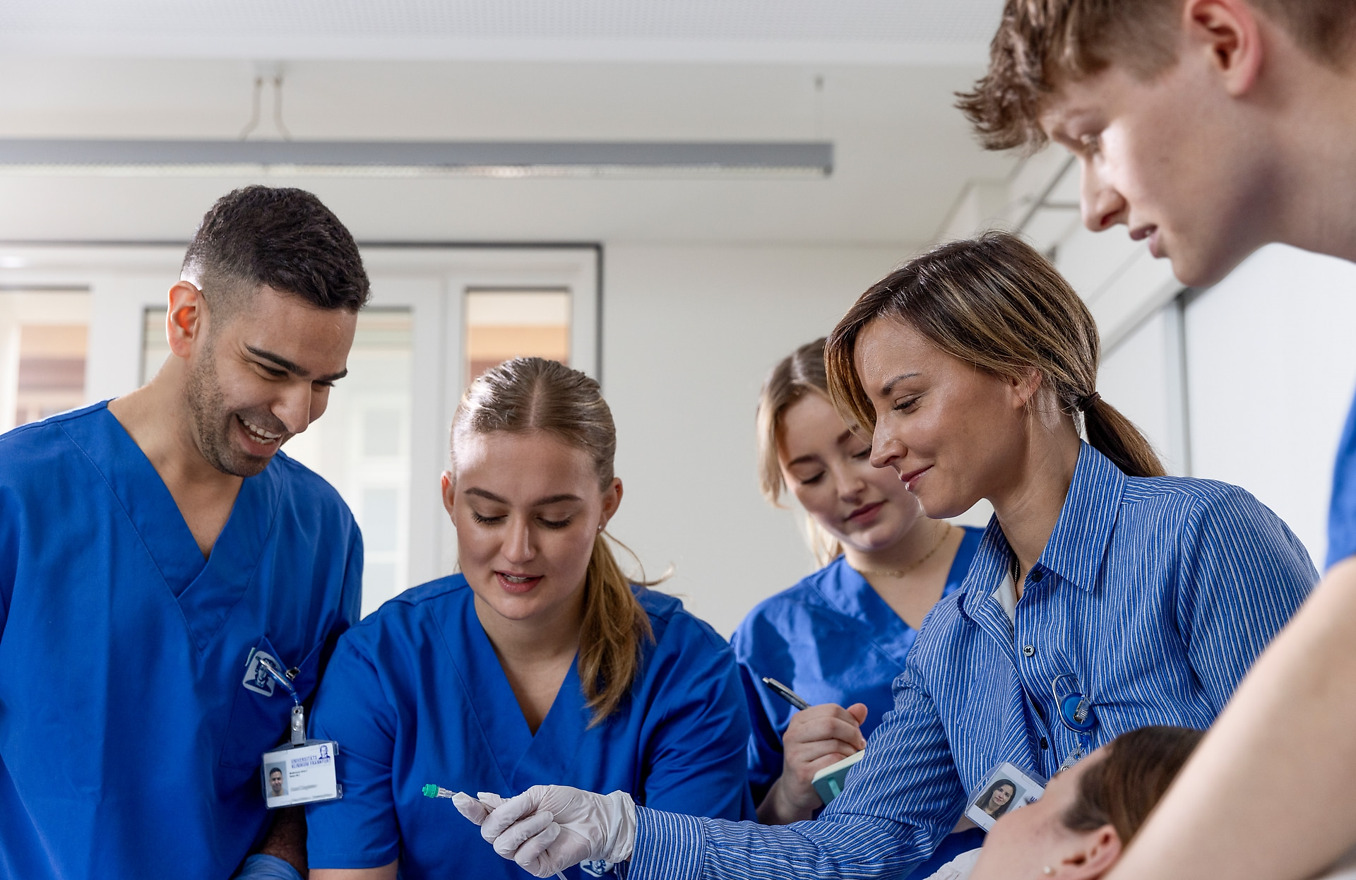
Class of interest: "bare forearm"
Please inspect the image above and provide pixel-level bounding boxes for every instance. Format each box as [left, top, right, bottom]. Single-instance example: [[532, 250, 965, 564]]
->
[[1106, 557, 1356, 880], [310, 862, 397, 880], [259, 807, 308, 876]]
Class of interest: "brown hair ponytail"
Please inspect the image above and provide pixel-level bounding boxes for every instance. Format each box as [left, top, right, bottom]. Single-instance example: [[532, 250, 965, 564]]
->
[[825, 232, 1165, 478], [1081, 396, 1165, 479]]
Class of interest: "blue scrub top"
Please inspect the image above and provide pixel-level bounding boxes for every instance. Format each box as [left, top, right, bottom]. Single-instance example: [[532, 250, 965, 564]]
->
[[1328, 385, 1356, 567], [730, 527, 982, 800], [0, 402, 362, 880], [306, 575, 753, 879]]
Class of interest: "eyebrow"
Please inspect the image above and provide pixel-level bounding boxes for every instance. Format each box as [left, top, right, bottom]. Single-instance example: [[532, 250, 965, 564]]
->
[[880, 372, 920, 396], [464, 488, 584, 506], [784, 429, 860, 469], [245, 344, 349, 383]]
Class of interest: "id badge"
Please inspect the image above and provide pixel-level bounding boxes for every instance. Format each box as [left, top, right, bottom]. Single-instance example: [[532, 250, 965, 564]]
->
[[964, 761, 1046, 831], [262, 741, 342, 808]]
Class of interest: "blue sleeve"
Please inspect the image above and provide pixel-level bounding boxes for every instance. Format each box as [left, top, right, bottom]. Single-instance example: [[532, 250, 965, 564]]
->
[[1177, 486, 1318, 712], [304, 635, 401, 869], [0, 481, 14, 636], [302, 528, 362, 718], [326, 526, 363, 653], [727, 620, 791, 803], [639, 616, 756, 822], [624, 659, 962, 880], [1329, 386, 1356, 568], [233, 854, 303, 880]]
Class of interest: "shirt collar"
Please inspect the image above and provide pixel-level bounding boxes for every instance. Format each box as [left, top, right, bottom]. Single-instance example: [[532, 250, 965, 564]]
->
[[961, 442, 1126, 616]]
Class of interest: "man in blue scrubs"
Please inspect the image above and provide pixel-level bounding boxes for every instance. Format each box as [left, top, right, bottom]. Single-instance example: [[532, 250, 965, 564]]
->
[[0, 185, 369, 880], [961, 3, 1356, 879]]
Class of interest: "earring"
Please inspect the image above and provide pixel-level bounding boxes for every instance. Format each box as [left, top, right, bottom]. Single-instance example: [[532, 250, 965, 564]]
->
[[597, 523, 605, 532], [1043, 868, 1055, 877]]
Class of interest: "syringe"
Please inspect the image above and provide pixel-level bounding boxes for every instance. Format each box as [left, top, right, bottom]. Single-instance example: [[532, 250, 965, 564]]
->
[[424, 784, 568, 880]]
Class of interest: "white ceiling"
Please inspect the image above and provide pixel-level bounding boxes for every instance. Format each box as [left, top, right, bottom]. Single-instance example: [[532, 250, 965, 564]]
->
[[0, 1, 1023, 248], [1, 0, 1002, 62]]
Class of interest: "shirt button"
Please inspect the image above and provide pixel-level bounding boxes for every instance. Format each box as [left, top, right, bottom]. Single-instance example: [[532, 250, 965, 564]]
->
[[1029, 570, 1044, 583], [1022, 645, 1035, 657]]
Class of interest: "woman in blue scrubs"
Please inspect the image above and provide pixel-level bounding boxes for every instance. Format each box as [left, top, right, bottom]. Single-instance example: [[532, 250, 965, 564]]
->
[[305, 358, 752, 880], [458, 232, 1319, 880], [733, 337, 983, 861]]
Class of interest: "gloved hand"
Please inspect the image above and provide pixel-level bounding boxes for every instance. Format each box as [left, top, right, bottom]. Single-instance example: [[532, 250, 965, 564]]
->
[[452, 790, 506, 825], [454, 785, 636, 878]]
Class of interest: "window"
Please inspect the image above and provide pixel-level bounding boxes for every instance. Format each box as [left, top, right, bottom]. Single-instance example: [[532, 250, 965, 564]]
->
[[3, 244, 599, 617], [465, 289, 571, 383], [0, 290, 91, 431]]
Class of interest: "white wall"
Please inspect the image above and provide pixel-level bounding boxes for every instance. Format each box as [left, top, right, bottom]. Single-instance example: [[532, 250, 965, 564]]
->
[[1182, 245, 1356, 567], [601, 242, 907, 635], [1091, 243, 1356, 570], [1098, 304, 1189, 476]]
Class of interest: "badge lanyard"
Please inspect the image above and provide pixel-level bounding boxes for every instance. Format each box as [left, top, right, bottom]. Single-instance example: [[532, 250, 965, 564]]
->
[[1051, 673, 1097, 772], [253, 652, 342, 808], [257, 655, 307, 746]]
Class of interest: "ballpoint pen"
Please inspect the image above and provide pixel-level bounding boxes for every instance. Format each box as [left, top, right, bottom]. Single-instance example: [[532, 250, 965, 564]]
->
[[761, 676, 810, 710]]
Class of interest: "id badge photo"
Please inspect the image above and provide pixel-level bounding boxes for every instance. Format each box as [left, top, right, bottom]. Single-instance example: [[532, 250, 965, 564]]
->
[[964, 761, 1046, 832], [262, 738, 341, 808]]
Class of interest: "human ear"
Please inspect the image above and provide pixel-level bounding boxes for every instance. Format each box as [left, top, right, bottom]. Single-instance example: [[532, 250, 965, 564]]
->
[[599, 477, 623, 528], [1182, 0, 1263, 96], [1057, 825, 1123, 879], [165, 281, 205, 358], [1008, 367, 1044, 409], [440, 471, 456, 519]]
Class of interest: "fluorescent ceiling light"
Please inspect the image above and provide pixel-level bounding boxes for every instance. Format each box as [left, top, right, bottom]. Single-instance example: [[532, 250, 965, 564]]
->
[[0, 139, 833, 178]]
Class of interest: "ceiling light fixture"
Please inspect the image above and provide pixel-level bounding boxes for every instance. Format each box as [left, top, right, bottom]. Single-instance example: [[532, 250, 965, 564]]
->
[[0, 139, 834, 178]]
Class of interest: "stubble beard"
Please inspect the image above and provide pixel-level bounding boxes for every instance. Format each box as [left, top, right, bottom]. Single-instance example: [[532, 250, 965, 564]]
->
[[184, 337, 270, 479]]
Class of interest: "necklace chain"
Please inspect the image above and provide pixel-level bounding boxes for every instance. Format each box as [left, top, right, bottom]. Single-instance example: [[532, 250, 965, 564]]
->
[[851, 524, 953, 580]]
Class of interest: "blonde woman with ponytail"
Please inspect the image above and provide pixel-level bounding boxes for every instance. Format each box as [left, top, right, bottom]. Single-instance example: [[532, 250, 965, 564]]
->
[[304, 358, 752, 880], [457, 234, 1319, 880]]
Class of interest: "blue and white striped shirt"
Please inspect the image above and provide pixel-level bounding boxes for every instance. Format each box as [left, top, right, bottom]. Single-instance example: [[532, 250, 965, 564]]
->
[[622, 443, 1317, 880]]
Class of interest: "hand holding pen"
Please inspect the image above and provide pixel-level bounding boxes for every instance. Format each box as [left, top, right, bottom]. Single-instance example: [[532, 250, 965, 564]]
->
[[757, 677, 868, 824]]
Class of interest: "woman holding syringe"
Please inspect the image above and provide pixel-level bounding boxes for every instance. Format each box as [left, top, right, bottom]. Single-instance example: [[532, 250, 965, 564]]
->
[[303, 358, 752, 880]]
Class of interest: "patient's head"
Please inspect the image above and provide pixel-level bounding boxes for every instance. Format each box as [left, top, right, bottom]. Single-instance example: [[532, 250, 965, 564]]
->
[[970, 725, 1204, 880]]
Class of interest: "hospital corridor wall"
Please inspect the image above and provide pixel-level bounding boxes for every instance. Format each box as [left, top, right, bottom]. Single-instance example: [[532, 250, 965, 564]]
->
[[1096, 243, 1356, 571]]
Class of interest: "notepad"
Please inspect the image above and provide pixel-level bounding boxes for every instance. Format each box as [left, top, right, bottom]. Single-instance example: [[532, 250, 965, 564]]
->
[[811, 749, 867, 803]]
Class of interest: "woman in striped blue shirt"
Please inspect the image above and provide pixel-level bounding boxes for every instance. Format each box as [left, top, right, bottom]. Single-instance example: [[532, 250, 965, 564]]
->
[[458, 232, 1318, 880]]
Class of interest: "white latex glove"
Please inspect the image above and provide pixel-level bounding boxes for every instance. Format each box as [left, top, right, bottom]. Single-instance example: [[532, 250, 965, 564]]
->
[[454, 785, 635, 878], [451, 790, 506, 825]]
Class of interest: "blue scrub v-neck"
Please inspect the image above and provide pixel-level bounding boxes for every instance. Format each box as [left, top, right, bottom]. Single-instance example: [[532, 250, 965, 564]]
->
[[453, 595, 589, 787], [64, 406, 280, 651]]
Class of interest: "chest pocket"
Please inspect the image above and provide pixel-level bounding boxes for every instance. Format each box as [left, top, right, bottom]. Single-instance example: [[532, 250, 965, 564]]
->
[[218, 635, 325, 770]]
